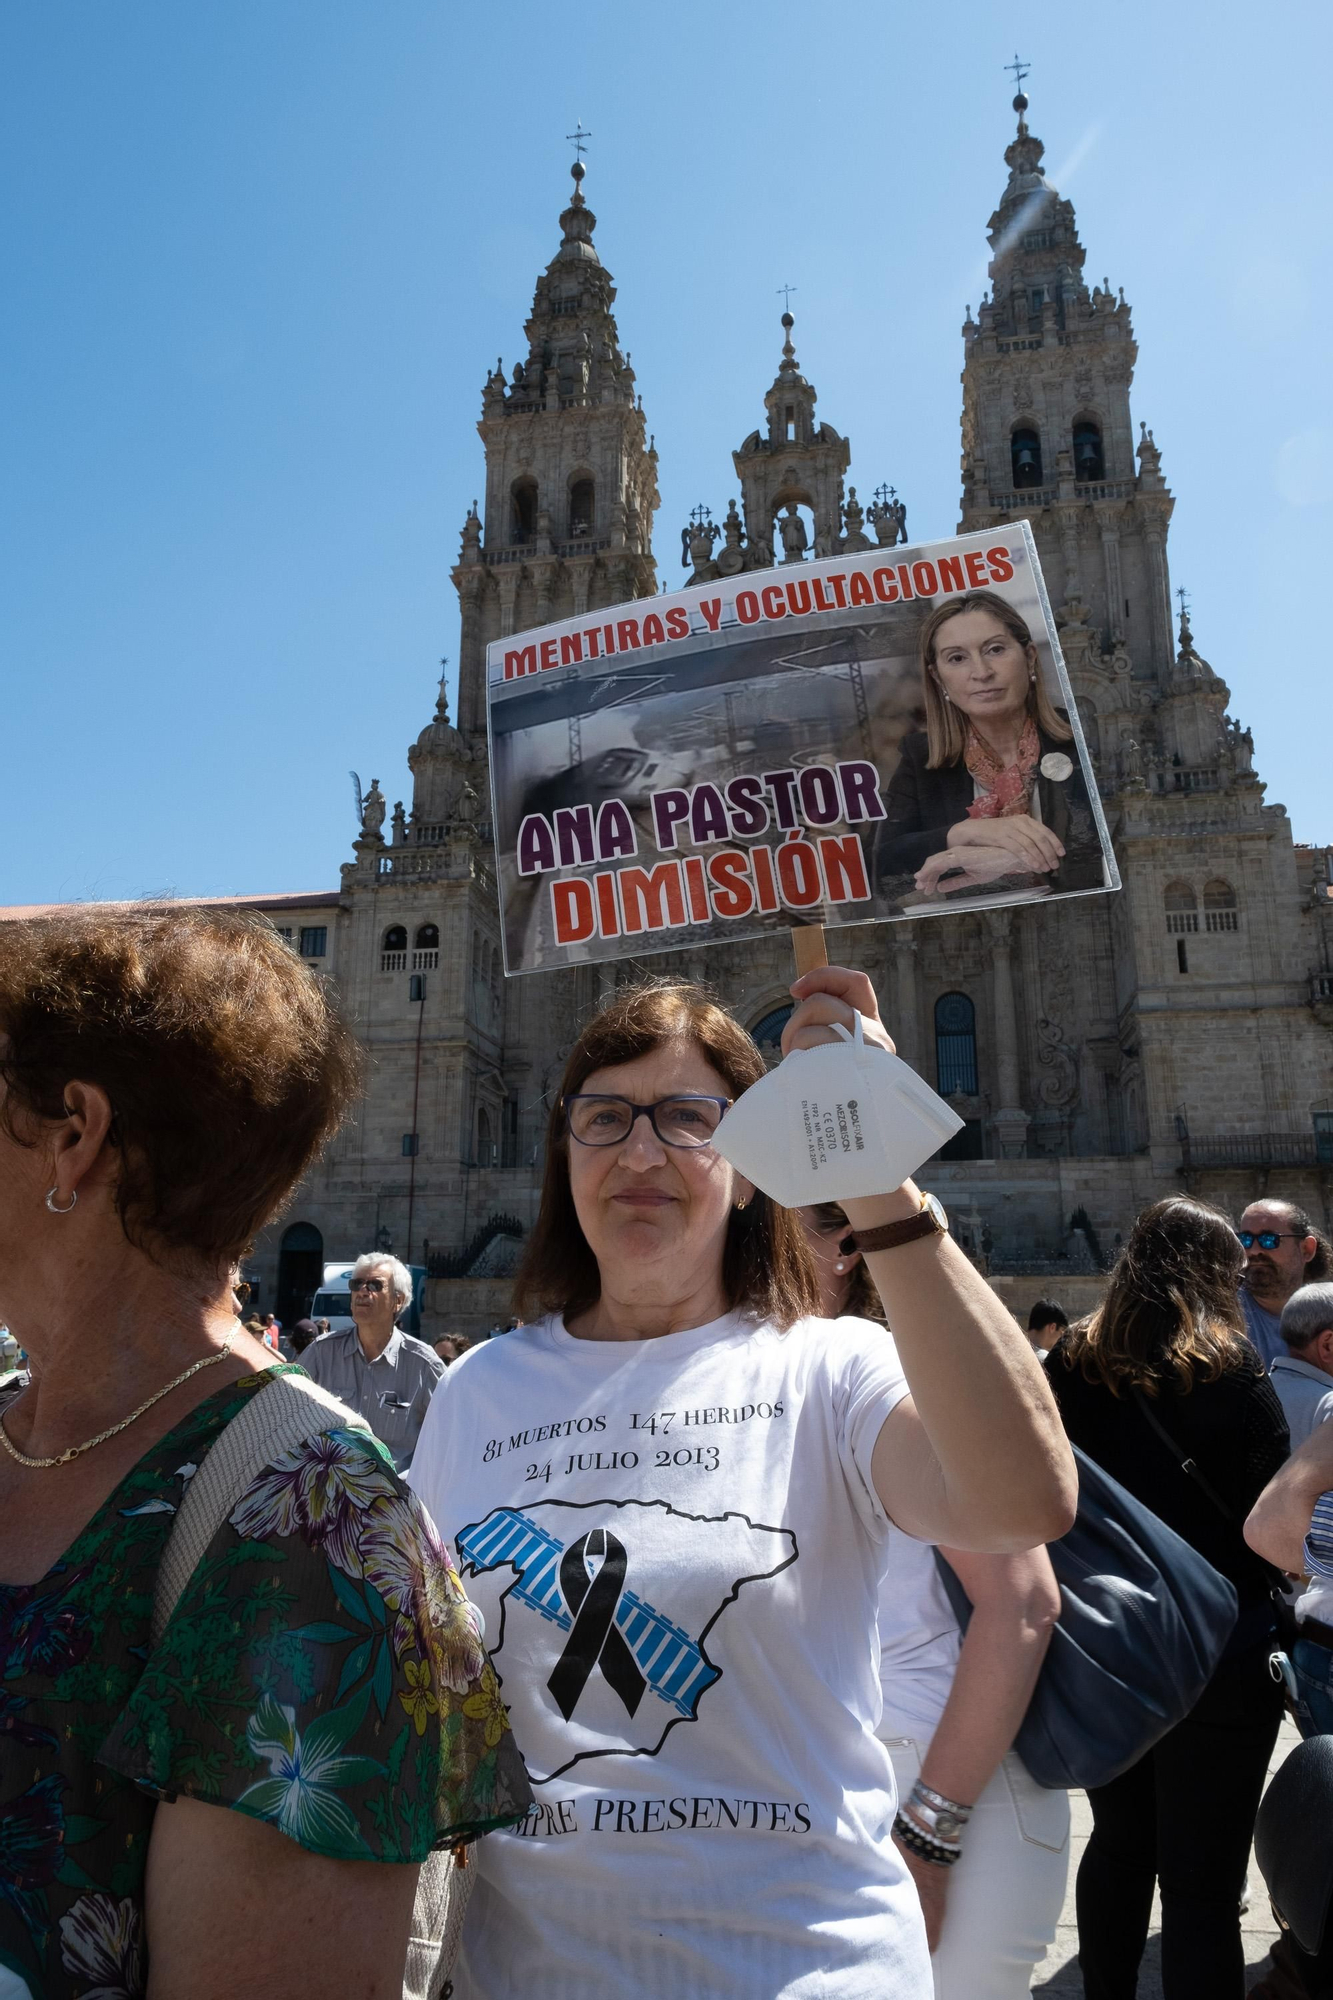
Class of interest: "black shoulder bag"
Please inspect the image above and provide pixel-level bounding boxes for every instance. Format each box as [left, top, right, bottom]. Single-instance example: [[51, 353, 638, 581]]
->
[[934, 1436, 1238, 1792]]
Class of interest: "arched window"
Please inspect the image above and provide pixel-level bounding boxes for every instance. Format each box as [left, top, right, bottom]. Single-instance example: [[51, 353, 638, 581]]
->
[[1073, 419, 1105, 482], [1163, 881, 1198, 934], [750, 1003, 794, 1061], [568, 476, 594, 538], [510, 477, 537, 544], [384, 925, 407, 950], [1203, 879, 1239, 932], [1011, 428, 1043, 490], [934, 993, 978, 1097], [380, 924, 407, 971], [414, 923, 439, 949]]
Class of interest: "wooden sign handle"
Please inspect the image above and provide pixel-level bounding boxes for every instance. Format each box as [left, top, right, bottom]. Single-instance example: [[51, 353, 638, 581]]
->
[[791, 925, 828, 976]]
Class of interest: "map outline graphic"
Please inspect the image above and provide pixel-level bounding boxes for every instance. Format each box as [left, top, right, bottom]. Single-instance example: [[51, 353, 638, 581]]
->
[[455, 1495, 798, 1781]]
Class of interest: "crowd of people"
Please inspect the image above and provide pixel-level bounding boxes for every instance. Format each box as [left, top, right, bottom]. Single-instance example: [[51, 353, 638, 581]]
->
[[1, 903, 1331, 2000]]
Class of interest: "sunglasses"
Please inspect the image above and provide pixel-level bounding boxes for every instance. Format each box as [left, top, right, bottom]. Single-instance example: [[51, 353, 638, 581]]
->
[[1238, 1231, 1303, 1252], [349, 1277, 388, 1294]]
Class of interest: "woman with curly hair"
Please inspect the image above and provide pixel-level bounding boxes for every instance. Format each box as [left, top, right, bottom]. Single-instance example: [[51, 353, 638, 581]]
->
[[1044, 1196, 1290, 2000], [0, 907, 529, 2000]]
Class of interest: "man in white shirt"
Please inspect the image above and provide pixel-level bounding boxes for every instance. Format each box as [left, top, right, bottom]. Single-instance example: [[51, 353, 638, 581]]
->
[[1270, 1284, 1333, 1450]]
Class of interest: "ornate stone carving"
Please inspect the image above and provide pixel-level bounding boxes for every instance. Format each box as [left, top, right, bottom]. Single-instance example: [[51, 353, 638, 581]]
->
[[1035, 1016, 1079, 1109]]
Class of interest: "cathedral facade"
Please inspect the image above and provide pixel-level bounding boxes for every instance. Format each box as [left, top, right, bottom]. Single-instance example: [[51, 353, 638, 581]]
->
[[234, 98, 1333, 1330]]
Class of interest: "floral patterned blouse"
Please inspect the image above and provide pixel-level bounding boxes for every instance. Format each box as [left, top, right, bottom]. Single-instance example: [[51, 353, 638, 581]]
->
[[0, 1364, 532, 2000]]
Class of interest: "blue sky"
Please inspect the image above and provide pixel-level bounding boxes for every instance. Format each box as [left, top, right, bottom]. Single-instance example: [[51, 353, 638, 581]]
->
[[4, 0, 1329, 905]]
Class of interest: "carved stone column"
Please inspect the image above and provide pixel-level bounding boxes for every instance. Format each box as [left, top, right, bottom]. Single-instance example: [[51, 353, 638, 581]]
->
[[985, 910, 1029, 1158], [496, 570, 519, 639], [889, 923, 921, 1070], [455, 570, 486, 735], [1100, 524, 1125, 639]]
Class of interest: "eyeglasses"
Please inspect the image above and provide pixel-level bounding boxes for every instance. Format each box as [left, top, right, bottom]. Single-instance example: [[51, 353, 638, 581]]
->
[[1238, 1231, 1304, 1252], [562, 1094, 731, 1149], [349, 1277, 388, 1294]]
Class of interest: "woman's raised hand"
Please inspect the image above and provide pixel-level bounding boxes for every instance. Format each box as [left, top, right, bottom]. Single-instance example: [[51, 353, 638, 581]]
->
[[945, 813, 1064, 873], [782, 965, 896, 1058]]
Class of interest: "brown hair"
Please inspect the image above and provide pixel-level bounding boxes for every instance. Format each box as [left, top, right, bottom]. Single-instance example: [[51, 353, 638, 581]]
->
[[808, 1199, 887, 1324], [514, 980, 819, 1329], [918, 589, 1073, 770], [1057, 1196, 1250, 1397], [0, 905, 363, 1270]]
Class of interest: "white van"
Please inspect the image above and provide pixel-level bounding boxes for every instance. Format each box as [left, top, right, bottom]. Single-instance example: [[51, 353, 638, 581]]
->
[[309, 1262, 357, 1332]]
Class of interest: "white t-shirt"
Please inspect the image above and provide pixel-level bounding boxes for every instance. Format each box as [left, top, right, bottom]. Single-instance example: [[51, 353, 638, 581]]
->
[[875, 1528, 963, 1742], [410, 1308, 929, 2000]]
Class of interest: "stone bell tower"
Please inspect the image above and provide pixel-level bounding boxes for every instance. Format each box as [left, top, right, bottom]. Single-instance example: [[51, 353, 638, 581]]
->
[[958, 82, 1177, 695], [452, 155, 659, 736], [731, 310, 851, 565]]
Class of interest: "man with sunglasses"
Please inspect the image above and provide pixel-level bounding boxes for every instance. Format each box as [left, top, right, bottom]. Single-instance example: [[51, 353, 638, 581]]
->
[[301, 1251, 444, 1470], [1238, 1200, 1330, 1367]]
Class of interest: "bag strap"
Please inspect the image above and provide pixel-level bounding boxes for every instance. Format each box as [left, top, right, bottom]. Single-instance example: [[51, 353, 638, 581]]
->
[[1130, 1388, 1238, 1524], [151, 1370, 370, 1648]]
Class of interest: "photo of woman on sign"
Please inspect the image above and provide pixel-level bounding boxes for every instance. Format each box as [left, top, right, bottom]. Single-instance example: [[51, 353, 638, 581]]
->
[[874, 591, 1104, 903]]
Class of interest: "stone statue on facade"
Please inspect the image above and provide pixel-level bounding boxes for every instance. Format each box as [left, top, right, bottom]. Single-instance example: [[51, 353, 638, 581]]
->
[[869, 494, 908, 546], [840, 486, 872, 552], [778, 502, 808, 564], [391, 800, 407, 846], [715, 498, 746, 576], [360, 779, 386, 839], [1227, 715, 1255, 776], [681, 513, 720, 576]]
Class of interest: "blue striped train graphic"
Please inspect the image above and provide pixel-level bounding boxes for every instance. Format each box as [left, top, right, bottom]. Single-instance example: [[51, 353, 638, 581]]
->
[[457, 1506, 719, 1718]]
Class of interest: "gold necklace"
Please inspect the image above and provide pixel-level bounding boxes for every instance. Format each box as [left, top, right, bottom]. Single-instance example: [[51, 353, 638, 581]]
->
[[0, 1324, 240, 1470]]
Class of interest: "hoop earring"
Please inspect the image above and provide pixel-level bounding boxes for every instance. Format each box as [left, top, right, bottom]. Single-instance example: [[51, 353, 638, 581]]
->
[[46, 1186, 77, 1214]]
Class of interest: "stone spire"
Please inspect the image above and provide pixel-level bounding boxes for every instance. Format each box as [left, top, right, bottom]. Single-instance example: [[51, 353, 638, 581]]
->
[[982, 83, 1090, 335], [732, 308, 849, 566], [452, 150, 659, 732]]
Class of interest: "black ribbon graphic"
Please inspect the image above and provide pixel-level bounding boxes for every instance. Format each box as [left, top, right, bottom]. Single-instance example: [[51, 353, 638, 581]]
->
[[547, 1527, 647, 1722]]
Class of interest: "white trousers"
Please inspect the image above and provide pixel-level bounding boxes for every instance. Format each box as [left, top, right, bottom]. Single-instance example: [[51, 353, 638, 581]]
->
[[883, 1735, 1069, 2000]]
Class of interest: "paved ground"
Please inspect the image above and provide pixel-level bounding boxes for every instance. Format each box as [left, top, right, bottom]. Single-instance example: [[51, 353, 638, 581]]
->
[[1030, 1717, 1297, 1994]]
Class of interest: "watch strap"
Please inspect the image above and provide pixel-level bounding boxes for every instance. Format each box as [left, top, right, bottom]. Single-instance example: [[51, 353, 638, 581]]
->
[[849, 1202, 946, 1255]]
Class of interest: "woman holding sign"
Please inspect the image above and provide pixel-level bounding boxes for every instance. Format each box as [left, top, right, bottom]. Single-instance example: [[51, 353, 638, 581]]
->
[[411, 963, 1075, 2000], [875, 590, 1103, 900]]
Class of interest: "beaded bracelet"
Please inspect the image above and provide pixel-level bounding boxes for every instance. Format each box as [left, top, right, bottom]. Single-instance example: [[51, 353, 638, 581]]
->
[[893, 1811, 962, 1868]]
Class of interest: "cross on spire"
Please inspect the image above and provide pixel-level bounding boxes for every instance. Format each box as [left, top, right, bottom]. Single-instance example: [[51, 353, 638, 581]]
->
[[1175, 587, 1191, 620], [874, 483, 897, 508], [1004, 53, 1030, 93], [777, 283, 797, 312], [689, 502, 714, 527], [566, 121, 592, 163]]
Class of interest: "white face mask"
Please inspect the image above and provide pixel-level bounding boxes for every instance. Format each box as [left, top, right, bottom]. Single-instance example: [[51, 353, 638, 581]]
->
[[712, 1013, 964, 1207]]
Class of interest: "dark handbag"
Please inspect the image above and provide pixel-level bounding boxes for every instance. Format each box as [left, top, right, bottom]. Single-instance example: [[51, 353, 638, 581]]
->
[[1255, 1734, 1333, 1955], [935, 1441, 1239, 1791]]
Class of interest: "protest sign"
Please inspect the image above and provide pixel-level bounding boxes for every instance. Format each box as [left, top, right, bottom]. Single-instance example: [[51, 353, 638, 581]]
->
[[486, 521, 1117, 976]]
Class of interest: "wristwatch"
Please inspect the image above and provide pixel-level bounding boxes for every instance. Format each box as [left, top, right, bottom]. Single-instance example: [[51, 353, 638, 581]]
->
[[848, 1190, 948, 1255]]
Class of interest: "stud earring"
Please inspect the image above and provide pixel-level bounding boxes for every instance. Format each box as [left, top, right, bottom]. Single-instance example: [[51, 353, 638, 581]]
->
[[834, 1260, 846, 1273]]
